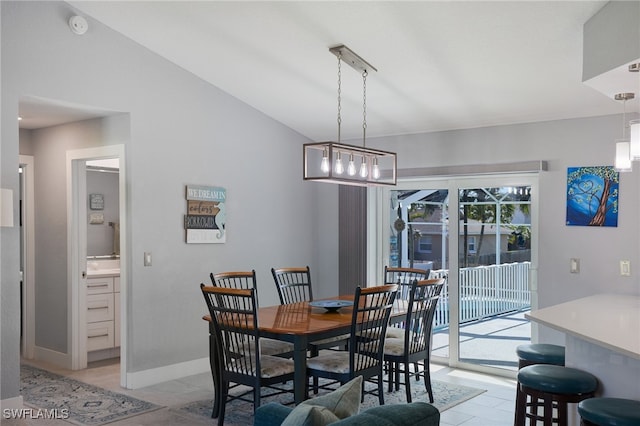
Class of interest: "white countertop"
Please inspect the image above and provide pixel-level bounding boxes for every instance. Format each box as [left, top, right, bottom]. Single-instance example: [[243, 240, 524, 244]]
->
[[526, 293, 640, 360]]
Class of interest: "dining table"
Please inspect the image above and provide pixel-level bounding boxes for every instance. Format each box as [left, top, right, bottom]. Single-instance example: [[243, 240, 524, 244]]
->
[[203, 294, 407, 413]]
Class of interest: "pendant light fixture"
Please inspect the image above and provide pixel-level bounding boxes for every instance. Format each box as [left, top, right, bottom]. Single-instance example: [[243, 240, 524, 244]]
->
[[303, 45, 397, 186], [614, 92, 634, 172]]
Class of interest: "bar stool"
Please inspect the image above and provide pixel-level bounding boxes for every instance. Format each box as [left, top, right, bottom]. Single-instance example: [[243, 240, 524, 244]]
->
[[515, 364, 598, 425], [517, 343, 565, 368], [516, 343, 566, 416], [578, 397, 640, 426]]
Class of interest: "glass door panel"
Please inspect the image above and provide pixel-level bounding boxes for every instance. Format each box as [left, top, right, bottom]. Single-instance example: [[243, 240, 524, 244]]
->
[[389, 188, 449, 360], [457, 185, 532, 370]]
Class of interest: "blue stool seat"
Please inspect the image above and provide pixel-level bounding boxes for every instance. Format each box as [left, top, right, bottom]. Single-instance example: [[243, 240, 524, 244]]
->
[[517, 344, 565, 367], [518, 364, 598, 395], [578, 398, 640, 426], [515, 364, 599, 425]]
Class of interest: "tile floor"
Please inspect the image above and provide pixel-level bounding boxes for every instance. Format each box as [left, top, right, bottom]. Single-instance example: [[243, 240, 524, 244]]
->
[[9, 358, 518, 425]]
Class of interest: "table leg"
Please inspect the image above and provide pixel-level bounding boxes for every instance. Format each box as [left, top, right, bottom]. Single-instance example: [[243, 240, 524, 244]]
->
[[293, 336, 308, 404]]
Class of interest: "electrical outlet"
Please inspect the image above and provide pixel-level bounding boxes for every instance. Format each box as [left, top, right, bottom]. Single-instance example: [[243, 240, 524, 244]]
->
[[620, 260, 631, 276]]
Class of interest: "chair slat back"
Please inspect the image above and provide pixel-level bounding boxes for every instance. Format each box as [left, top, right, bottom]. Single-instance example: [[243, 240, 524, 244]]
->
[[351, 284, 398, 373], [271, 266, 313, 304], [384, 266, 430, 302], [210, 270, 259, 306], [200, 284, 260, 378], [404, 278, 445, 356]]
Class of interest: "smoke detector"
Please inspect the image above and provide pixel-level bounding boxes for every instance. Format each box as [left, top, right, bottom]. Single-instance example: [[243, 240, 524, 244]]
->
[[69, 15, 88, 35]]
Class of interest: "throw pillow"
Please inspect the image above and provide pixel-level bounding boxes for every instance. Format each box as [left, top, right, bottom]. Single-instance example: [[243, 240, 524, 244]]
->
[[281, 404, 340, 426], [302, 375, 362, 419]]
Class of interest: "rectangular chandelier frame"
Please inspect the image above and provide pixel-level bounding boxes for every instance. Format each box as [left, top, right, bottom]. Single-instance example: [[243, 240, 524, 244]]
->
[[303, 141, 397, 187]]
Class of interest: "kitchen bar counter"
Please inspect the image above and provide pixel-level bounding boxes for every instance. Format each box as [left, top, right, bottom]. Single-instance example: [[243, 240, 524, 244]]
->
[[526, 293, 640, 400]]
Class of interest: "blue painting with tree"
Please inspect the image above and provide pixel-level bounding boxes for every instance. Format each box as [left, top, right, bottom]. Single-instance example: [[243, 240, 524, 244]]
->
[[566, 166, 619, 227]]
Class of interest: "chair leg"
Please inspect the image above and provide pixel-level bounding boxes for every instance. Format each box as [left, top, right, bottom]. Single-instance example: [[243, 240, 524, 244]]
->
[[422, 361, 434, 403], [387, 362, 394, 393], [377, 374, 385, 405], [217, 380, 229, 426], [394, 362, 401, 391], [404, 363, 412, 403]]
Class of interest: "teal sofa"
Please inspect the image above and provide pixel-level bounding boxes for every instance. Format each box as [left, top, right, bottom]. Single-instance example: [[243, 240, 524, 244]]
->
[[252, 376, 439, 426], [254, 400, 440, 426]]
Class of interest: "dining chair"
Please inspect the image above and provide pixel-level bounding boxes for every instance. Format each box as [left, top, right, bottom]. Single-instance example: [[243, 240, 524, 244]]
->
[[306, 284, 399, 405], [382, 265, 431, 383], [271, 266, 350, 390], [271, 266, 313, 304], [200, 284, 295, 426], [383, 278, 444, 403], [211, 270, 294, 357]]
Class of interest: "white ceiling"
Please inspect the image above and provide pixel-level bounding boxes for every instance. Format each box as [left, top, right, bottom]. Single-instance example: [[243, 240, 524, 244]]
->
[[22, 1, 640, 140]]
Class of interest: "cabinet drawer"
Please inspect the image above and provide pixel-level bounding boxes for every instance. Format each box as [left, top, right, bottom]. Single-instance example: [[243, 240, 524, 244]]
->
[[86, 277, 114, 295], [114, 292, 120, 347], [87, 293, 114, 323], [87, 321, 114, 351]]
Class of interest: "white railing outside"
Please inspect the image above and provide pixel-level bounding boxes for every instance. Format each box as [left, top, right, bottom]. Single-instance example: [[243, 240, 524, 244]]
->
[[430, 261, 531, 330]]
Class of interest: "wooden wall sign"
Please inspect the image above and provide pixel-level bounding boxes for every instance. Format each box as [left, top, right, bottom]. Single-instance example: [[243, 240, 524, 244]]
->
[[185, 185, 226, 243]]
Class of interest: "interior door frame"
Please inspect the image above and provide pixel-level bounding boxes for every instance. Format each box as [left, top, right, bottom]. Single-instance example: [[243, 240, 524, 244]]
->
[[67, 145, 127, 386], [19, 155, 35, 359], [372, 173, 539, 378]]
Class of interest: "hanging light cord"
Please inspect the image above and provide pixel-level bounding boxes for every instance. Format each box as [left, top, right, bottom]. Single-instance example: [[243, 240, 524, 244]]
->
[[337, 53, 342, 143], [622, 97, 627, 139], [362, 70, 368, 148]]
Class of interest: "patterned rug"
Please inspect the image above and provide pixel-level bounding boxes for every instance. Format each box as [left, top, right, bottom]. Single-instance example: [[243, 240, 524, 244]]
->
[[173, 377, 485, 425], [20, 365, 163, 426]]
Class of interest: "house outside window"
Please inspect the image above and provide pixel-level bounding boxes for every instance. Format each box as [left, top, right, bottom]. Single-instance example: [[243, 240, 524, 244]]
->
[[468, 236, 477, 254], [418, 235, 432, 253]]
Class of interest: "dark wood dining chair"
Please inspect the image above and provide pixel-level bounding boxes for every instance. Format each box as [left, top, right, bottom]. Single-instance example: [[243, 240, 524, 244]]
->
[[271, 265, 350, 390], [200, 284, 295, 426], [306, 284, 399, 405], [271, 266, 313, 304], [211, 270, 294, 357], [383, 278, 444, 403]]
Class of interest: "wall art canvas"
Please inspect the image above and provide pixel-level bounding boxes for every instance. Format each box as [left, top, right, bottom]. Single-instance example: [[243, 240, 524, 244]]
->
[[566, 166, 619, 227], [184, 185, 226, 243]]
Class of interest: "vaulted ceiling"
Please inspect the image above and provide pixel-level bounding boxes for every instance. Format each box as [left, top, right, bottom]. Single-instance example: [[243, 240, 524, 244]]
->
[[22, 1, 640, 140]]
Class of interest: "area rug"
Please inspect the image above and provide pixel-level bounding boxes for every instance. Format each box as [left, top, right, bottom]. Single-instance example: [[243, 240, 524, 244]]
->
[[20, 365, 163, 426], [172, 377, 485, 425]]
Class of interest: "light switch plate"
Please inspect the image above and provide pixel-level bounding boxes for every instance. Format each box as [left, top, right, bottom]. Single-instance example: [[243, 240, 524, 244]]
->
[[570, 258, 580, 274], [144, 252, 152, 267], [620, 260, 631, 276]]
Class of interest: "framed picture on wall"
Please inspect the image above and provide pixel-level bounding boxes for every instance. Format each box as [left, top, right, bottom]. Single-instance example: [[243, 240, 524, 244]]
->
[[566, 166, 619, 227]]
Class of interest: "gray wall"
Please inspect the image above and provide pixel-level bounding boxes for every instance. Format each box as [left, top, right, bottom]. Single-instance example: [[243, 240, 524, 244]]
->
[[364, 113, 640, 343], [1, 1, 338, 400]]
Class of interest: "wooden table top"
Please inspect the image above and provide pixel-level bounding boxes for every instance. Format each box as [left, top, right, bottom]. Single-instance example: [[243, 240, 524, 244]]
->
[[203, 294, 406, 337]]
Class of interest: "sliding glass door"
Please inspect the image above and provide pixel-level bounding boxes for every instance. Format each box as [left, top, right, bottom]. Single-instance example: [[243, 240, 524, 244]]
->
[[376, 174, 538, 376]]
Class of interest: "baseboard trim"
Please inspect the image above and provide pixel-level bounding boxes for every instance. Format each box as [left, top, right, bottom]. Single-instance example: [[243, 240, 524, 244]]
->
[[0, 395, 24, 410], [33, 346, 72, 370], [125, 357, 210, 389]]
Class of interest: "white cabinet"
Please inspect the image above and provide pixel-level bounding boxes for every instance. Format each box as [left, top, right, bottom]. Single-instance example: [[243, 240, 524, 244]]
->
[[86, 275, 120, 353]]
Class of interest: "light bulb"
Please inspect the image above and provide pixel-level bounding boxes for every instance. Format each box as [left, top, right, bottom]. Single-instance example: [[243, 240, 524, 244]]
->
[[335, 152, 344, 175], [359, 157, 368, 178], [320, 148, 330, 173], [372, 157, 380, 179], [347, 153, 356, 176]]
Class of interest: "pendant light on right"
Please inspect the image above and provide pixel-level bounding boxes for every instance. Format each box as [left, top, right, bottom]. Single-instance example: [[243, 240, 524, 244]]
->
[[614, 92, 634, 172]]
